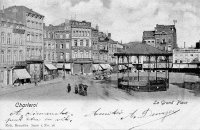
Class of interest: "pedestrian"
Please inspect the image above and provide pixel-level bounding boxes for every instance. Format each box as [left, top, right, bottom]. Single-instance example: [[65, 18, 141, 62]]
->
[[34, 74, 38, 86], [79, 84, 83, 95], [83, 85, 88, 96], [75, 84, 78, 94], [67, 83, 71, 93]]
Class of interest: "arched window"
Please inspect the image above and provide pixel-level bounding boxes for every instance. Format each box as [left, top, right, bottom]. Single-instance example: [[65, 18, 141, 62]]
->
[[1, 32, 5, 44], [0, 50, 5, 63], [19, 50, 23, 61], [7, 33, 11, 44]]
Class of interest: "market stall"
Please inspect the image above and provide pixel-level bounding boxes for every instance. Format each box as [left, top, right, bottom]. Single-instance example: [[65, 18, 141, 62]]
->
[[114, 43, 172, 92]]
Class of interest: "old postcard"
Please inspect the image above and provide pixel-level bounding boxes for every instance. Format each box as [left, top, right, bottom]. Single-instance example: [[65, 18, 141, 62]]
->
[[0, 0, 200, 129]]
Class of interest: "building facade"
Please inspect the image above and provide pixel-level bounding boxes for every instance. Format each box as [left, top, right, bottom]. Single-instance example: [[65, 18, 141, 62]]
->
[[91, 26, 99, 62], [0, 11, 26, 85], [43, 25, 57, 80], [173, 48, 200, 69], [143, 24, 177, 52], [142, 31, 156, 47], [70, 20, 92, 74], [44, 22, 71, 77], [4, 6, 45, 81], [173, 48, 200, 64]]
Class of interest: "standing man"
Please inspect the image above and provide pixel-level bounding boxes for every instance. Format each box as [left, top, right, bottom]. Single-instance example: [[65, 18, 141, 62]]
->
[[34, 74, 38, 86], [67, 83, 71, 93]]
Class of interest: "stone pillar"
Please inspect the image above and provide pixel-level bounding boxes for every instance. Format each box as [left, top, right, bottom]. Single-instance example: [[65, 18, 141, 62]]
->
[[3, 69, 7, 85], [9, 69, 13, 85], [71, 63, 74, 75]]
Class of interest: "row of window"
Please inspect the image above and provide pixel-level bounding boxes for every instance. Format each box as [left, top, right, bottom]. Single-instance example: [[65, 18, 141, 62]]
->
[[59, 52, 70, 60], [27, 32, 42, 42], [174, 59, 192, 63], [27, 20, 43, 30], [26, 48, 42, 57], [44, 41, 56, 50], [72, 39, 90, 47], [72, 30, 90, 37], [174, 53, 199, 57], [57, 43, 70, 49], [0, 32, 23, 45], [0, 50, 24, 64], [44, 52, 56, 61], [72, 51, 91, 58], [156, 38, 172, 44], [44, 32, 70, 39], [0, 23, 24, 29]]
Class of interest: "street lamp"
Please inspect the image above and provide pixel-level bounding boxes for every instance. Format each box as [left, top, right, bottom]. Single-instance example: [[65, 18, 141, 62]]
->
[[63, 59, 66, 80]]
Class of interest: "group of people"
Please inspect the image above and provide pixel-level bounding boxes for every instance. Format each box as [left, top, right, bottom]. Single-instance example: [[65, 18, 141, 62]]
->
[[67, 83, 88, 96]]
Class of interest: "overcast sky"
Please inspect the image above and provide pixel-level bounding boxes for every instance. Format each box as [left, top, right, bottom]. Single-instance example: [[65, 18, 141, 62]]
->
[[1, 0, 200, 47]]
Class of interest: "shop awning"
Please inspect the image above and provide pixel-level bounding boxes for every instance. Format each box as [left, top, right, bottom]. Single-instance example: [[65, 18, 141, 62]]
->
[[100, 64, 113, 70], [57, 63, 71, 69], [14, 69, 31, 79], [45, 64, 57, 70], [92, 64, 102, 71]]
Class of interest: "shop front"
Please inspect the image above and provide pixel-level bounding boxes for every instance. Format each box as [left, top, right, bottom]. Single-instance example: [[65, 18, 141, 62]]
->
[[56, 63, 71, 77], [13, 61, 31, 85], [44, 63, 58, 81], [26, 60, 44, 83], [72, 58, 93, 75]]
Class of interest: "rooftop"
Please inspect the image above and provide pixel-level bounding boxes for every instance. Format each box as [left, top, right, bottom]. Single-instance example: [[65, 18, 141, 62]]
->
[[114, 42, 172, 56]]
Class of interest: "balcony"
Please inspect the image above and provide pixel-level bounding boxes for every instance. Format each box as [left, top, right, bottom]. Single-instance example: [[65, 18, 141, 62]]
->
[[72, 58, 93, 63], [99, 48, 108, 53], [28, 56, 43, 61]]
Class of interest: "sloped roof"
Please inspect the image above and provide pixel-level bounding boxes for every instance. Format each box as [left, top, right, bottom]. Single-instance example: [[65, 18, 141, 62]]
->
[[114, 42, 172, 56], [0, 12, 23, 25], [6, 6, 44, 17], [143, 31, 155, 39]]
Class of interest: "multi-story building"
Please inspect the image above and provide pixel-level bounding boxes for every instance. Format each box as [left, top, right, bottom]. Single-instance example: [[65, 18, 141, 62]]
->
[[142, 31, 156, 47], [44, 22, 71, 76], [173, 48, 200, 69], [43, 25, 57, 80], [142, 24, 177, 52], [98, 32, 109, 63], [70, 20, 92, 74], [98, 32, 118, 64], [107, 37, 118, 64], [173, 48, 200, 64], [4, 6, 45, 81], [91, 26, 99, 62], [0, 10, 26, 85]]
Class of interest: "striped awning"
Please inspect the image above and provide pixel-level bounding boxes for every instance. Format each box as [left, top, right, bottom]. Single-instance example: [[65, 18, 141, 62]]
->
[[92, 64, 102, 71], [14, 69, 31, 79], [45, 64, 57, 70]]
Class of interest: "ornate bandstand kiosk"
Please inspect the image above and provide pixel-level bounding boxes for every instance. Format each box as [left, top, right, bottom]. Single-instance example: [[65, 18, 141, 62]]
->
[[114, 43, 172, 91]]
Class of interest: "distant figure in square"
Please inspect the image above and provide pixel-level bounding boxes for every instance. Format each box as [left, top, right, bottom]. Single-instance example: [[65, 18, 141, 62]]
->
[[83, 85, 88, 96], [34, 74, 38, 86], [67, 83, 71, 93], [75, 84, 78, 94]]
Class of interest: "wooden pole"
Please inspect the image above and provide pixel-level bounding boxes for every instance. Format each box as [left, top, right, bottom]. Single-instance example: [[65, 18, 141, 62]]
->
[[156, 56, 158, 81], [168, 56, 170, 88], [127, 56, 130, 88], [148, 56, 150, 91], [137, 56, 139, 81], [117, 56, 119, 88]]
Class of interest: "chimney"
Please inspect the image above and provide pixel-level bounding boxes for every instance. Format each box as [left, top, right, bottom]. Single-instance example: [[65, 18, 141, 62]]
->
[[65, 19, 69, 24], [108, 33, 111, 38], [96, 24, 99, 30]]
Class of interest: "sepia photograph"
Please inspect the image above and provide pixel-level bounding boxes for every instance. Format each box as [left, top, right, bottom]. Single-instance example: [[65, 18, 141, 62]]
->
[[0, 0, 200, 129]]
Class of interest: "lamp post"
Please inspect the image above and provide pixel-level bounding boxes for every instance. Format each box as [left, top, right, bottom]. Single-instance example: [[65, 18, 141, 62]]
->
[[63, 59, 66, 80]]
